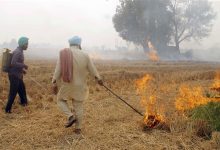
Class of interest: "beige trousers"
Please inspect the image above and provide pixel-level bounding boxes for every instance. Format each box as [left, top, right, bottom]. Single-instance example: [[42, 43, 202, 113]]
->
[[57, 98, 83, 129]]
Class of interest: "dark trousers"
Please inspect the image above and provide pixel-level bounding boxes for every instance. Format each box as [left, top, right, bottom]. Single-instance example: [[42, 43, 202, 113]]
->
[[5, 75, 28, 112]]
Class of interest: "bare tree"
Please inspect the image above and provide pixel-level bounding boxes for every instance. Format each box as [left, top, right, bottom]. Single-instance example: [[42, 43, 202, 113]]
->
[[169, 0, 216, 52]]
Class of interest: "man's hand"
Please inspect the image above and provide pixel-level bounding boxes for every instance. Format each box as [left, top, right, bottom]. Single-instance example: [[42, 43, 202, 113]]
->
[[95, 76, 104, 86], [52, 84, 58, 95], [23, 69, 27, 75], [24, 65, 28, 70], [98, 79, 104, 86]]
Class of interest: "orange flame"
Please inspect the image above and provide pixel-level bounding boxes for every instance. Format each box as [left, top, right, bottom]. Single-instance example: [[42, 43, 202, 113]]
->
[[175, 84, 210, 111], [135, 74, 164, 124], [146, 41, 159, 62], [211, 71, 220, 92]]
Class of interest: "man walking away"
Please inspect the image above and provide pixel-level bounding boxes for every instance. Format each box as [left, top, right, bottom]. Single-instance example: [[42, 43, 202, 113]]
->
[[52, 36, 103, 135], [5, 37, 29, 113]]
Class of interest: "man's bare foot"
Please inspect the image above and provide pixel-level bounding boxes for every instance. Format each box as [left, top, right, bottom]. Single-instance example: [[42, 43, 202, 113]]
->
[[74, 129, 81, 135]]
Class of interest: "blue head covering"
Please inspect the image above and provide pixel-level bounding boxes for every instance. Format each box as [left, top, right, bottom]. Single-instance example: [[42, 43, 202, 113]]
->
[[68, 36, 82, 45], [18, 37, 29, 47]]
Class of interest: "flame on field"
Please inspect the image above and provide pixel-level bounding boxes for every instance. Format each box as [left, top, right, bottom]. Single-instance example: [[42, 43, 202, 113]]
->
[[175, 84, 210, 111], [135, 74, 164, 125], [211, 71, 220, 92], [146, 41, 159, 62]]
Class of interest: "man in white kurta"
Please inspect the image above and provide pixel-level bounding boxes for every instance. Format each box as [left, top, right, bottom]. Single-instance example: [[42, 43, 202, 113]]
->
[[52, 36, 103, 134]]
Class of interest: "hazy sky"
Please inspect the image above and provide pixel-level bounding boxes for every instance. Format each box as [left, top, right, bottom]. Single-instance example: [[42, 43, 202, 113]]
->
[[0, 0, 220, 49]]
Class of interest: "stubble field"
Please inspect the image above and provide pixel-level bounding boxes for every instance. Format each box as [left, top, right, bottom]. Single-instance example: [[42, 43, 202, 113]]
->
[[0, 60, 220, 150]]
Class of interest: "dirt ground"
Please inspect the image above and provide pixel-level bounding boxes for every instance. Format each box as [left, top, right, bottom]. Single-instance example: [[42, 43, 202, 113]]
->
[[0, 60, 220, 150]]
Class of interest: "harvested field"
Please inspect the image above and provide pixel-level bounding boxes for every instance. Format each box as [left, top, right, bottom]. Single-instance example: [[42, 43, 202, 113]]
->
[[0, 60, 220, 150]]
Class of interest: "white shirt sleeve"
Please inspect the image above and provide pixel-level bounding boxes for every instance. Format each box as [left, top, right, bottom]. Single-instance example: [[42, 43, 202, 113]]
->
[[87, 55, 101, 80], [52, 56, 61, 83]]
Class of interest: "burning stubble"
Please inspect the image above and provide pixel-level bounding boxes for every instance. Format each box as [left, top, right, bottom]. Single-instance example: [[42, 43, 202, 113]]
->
[[135, 74, 168, 130], [135, 70, 220, 131], [211, 71, 220, 92], [146, 41, 160, 62]]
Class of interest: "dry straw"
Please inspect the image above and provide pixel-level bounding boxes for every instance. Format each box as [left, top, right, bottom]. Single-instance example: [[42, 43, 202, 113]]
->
[[0, 60, 219, 149]]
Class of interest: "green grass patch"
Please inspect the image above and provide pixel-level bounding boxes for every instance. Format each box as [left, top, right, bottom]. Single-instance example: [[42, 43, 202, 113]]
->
[[190, 102, 220, 132]]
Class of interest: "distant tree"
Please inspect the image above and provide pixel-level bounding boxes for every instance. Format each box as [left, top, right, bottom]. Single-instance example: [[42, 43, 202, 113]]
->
[[113, 0, 172, 52], [0, 39, 17, 49], [169, 0, 216, 52]]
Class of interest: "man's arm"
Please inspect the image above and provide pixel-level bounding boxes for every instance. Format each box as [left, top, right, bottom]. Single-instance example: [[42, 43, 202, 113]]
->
[[11, 51, 27, 69], [87, 55, 100, 79], [52, 56, 61, 83], [87, 55, 103, 86]]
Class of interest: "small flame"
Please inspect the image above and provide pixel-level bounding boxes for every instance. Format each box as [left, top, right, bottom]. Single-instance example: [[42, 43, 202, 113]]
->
[[211, 71, 220, 92], [175, 84, 210, 111], [136, 74, 164, 125], [146, 41, 159, 62]]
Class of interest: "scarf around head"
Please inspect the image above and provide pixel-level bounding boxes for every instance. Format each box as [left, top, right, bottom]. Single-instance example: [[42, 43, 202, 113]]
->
[[18, 37, 29, 47]]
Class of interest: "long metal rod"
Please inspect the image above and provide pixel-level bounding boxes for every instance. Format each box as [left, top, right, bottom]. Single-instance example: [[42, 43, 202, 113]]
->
[[103, 85, 143, 116]]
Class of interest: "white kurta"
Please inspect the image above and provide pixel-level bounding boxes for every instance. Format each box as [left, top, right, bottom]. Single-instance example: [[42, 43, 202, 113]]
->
[[52, 46, 101, 101]]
